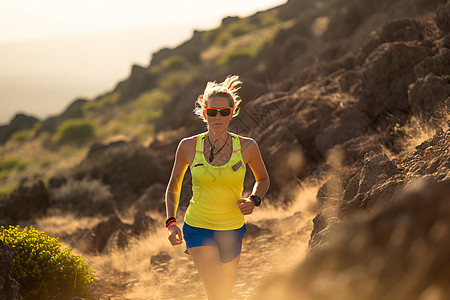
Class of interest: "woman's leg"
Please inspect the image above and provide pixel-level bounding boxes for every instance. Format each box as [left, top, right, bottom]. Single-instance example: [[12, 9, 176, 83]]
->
[[188, 246, 240, 300]]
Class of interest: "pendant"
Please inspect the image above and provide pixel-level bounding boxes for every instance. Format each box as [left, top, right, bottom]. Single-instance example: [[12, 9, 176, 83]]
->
[[209, 149, 214, 162]]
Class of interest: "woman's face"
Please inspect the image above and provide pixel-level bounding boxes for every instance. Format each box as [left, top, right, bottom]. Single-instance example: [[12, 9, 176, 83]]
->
[[205, 96, 234, 131]]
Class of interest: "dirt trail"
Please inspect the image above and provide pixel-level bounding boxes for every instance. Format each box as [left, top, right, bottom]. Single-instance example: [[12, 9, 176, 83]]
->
[[89, 199, 315, 300]]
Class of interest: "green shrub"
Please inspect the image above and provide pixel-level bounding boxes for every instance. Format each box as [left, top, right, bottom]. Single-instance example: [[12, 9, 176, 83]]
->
[[215, 19, 258, 46], [83, 92, 120, 113], [0, 158, 30, 180], [202, 27, 221, 44], [158, 71, 190, 92], [0, 226, 95, 299], [10, 129, 32, 142], [216, 48, 253, 67], [160, 55, 188, 71], [51, 178, 114, 216], [258, 13, 280, 27], [215, 40, 267, 67], [132, 90, 170, 111], [52, 119, 95, 144]]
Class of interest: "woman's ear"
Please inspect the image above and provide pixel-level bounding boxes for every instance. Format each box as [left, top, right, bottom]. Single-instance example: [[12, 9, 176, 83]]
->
[[202, 109, 207, 120]]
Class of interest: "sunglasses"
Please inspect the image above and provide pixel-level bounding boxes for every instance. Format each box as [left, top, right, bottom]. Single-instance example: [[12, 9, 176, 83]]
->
[[204, 107, 233, 117]]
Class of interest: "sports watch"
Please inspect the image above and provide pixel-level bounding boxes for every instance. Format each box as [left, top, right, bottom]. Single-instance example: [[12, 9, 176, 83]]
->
[[249, 194, 262, 207]]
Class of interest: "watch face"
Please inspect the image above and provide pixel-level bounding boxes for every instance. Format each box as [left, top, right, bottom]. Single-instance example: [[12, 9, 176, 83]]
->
[[250, 195, 261, 206]]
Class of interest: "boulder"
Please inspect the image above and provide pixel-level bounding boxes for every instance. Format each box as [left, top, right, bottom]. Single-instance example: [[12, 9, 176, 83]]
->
[[73, 141, 167, 206], [339, 152, 403, 214], [76, 215, 128, 254], [314, 108, 371, 157], [131, 211, 157, 236], [414, 48, 450, 78], [0, 241, 23, 300], [0, 180, 50, 225], [356, 42, 432, 118], [132, 183, 166, 214], [257, 179, 450, 300], [75, 211, 156, 254], [434, 1, 450, 34], [408, 74, 450, 123]]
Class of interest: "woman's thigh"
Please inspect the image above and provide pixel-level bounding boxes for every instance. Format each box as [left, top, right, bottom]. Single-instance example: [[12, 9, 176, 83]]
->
[[189, 246, 240, 299]]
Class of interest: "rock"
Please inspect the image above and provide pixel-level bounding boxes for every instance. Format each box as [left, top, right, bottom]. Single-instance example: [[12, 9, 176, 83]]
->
[[379, 19, 426, 42], [311, 128, 450, 252], [102, 230, 129, 254], [414, 48, 450, 78], [0, 180, 50, 224], [47, 176, 67, 189], [0, 241, 23, 300], [316, 179, 343, 205], [0, 113, 39, 145], [36, 98, 87, 135], [75, 212, 156, 254], [434, 1, 450, 34], [131, 212, 157, 236], [245, 223, 262, 239], [308, 213, 327, 249], [76, 214, 129, 254], [263, 137, 307, 193], [356, 42, 432, 118], [257, 179, 450, 300], [92, 215, 128, 253], [408, 74, 450, 123], [150, 251, 172, 268], [314, 108, 371, 157], [73, 141, 167, 207], [85, 140, 128, 159], [132, 183, 166, 214], [340, 152, 402, 214]]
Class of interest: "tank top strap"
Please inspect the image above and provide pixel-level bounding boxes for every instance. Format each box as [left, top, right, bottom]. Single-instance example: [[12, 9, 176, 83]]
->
[[195, 133, 206, 152], [230, 133, 241, 154]]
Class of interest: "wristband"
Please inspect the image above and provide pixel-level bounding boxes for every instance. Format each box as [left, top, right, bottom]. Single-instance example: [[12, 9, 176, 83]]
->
[[165, 217, 176, 228], [167, 222, 177, 230]]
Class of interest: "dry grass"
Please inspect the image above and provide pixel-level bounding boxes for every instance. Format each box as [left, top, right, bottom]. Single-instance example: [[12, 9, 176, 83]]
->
[[26, 178, 321, 300]]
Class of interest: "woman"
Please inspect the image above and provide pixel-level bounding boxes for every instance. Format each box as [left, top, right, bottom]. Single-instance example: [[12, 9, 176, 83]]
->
[[165, 75, 270, 300]]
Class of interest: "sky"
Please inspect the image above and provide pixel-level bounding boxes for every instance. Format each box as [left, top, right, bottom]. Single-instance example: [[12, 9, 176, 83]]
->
[[0, 0, 286, 124]]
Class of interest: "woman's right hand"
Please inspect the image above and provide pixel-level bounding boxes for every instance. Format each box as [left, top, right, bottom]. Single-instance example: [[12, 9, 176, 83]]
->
[[168, 225, 183, 246]]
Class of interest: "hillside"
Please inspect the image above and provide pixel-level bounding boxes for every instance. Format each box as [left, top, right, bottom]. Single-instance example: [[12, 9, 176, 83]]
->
[[1, 0, 450, 299]]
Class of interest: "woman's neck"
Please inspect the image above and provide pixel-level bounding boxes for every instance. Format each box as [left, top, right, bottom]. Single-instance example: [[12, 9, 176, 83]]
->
[[206, 129, 229, 145]]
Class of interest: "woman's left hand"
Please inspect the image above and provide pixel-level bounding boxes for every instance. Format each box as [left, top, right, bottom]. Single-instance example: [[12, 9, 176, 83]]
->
[[236, 197, 255, 215]]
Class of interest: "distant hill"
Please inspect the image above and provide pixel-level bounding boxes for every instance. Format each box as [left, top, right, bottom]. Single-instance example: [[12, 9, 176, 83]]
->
[[0, 0, 448, 202]]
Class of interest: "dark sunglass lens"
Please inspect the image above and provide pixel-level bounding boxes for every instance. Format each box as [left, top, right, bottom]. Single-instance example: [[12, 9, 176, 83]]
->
[[220, 108, 231, 116], [206, 109, 218, 116]]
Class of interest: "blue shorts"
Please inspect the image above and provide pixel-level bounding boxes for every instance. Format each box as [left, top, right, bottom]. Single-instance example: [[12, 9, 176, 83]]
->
[[182, 223, 247, 263]]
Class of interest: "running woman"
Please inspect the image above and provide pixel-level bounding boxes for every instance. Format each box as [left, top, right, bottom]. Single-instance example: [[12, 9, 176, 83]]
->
[[165, 75, 270, 300]]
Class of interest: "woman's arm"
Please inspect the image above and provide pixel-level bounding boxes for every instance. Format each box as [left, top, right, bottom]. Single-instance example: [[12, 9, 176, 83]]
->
[[165, 139, 190, 245], [246, 139, 270, 198], [237, 139, 270, 215]]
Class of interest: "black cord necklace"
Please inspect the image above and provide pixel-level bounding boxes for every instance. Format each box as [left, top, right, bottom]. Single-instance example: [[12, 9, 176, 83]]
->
[[207, 133, 229, 163]]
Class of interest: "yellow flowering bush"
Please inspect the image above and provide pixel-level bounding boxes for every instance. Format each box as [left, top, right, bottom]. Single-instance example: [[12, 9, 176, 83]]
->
[[0, 226, 95, 300]]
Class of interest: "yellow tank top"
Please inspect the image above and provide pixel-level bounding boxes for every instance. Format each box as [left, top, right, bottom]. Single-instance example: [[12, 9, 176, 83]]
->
[[184, 132, 246, 230]]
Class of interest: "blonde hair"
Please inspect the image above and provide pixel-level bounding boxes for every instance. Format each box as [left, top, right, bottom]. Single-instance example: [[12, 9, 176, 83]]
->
[[194, 75, 242, 122]]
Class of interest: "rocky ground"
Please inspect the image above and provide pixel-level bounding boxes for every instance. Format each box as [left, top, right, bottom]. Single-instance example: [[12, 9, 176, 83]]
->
[[87, 204, 315, 300]]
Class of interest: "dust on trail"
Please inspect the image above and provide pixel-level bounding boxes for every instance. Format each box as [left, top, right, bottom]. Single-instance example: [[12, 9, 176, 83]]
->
[[86, 182, 320, 300]]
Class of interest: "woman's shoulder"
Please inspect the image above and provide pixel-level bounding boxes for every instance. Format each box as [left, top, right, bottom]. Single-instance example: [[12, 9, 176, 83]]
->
[[232, 133, 257, 149], [178, 132, 206, 149]]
